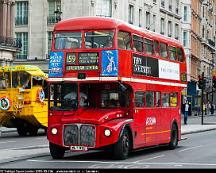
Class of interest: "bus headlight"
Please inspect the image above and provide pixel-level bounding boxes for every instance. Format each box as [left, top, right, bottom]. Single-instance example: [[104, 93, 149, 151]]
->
[[51, 128, 58, 135], [104, 129, 111, 137]]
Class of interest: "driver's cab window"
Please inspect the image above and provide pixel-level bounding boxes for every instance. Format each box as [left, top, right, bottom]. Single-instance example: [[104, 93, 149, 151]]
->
[[12, 72, 31, 89], [0, 72, 11, 89], [49, 83, 78, 110], [80, 85, 88, 107], [101, 91, 120, 108]]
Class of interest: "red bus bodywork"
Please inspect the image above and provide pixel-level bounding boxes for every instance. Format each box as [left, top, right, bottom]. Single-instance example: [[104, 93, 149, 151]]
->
[[47, 17, 187, 160]]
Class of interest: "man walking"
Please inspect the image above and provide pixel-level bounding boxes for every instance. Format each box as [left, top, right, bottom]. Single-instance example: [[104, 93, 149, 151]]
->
[[184, 101, 189, 125]]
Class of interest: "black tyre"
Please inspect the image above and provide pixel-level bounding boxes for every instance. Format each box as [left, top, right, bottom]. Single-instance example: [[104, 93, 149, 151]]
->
[[17, 126, 28, 136], [29, 127, 39, 136], [168, 124, 178, 149], [114, 129, 131, 160], [49, 142, 65, 159]]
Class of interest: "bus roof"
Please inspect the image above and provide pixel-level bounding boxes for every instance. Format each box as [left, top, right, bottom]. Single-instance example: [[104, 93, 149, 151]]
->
[[0, 65, 48, 78], [54, 16, 182, 47]]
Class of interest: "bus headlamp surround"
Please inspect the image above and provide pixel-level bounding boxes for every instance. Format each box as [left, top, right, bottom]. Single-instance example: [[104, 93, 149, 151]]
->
[[51, 128, 58, 135], [104, 129, 111, 137]]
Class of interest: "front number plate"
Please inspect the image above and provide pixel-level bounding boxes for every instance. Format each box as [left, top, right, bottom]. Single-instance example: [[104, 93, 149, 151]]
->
[[70, 146, 88, 151]]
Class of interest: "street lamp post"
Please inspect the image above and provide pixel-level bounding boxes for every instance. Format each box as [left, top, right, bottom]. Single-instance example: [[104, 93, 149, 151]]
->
[[211, 51, 215, 108], [54, 7, 62, 23]]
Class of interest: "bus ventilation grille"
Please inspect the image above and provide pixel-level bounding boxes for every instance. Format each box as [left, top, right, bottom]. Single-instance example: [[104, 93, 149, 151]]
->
[[63, 124, 96, 147]]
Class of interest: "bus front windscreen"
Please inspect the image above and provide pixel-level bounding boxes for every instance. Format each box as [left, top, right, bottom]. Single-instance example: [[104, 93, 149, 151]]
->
[[85, 31, 114, 48], [54, 32, 82, 50], [49, 83, 78, 111]]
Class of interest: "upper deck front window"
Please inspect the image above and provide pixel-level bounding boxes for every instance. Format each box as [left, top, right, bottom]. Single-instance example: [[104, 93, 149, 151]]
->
[[85, 31, 114, 48], [54, 32, 82, 50]]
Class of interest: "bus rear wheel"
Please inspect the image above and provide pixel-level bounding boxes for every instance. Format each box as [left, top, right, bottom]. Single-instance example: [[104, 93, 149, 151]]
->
[[168, 124, 178, 149], [17, 126, 28, 136], [29, 127, 39, 136], [49, 142, 65, 159], [113, 129, 130, 160]]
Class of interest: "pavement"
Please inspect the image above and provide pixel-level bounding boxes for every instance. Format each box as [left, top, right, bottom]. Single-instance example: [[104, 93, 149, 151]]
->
[[0, 113, 216, 165]]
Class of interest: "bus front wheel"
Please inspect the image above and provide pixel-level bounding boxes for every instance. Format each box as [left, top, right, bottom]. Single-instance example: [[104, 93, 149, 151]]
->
[[49, 142, 65, 159], [114, 129, 130, 160], [168, 124, 178, 149]]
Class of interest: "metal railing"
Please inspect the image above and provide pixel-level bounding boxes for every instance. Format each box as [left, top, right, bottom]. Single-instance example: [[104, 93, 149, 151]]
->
[[0, 36, 22, 49], [47, 15, 57, 25]]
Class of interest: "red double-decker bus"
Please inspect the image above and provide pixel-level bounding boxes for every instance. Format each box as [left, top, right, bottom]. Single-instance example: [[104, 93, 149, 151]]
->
[[47, 17, 187, 160]]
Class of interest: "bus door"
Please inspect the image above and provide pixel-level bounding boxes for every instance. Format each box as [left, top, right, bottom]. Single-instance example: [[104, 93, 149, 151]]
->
[[133, 91, 146, 148], [144, 91, 159, 146], [160, 93, 172, 143]]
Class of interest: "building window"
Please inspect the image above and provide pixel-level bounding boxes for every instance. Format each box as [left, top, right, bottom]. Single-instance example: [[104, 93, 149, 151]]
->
[[146, 12, 150, 29], [175, 23, 179, 40], [139, 9, 142, 27], [160, 18, 165, 34], [15, 1, 28, 25], [183, 31, 188, 47], [129, 4, 134, 24], [168, 21, 172, 37], [47, 0, 61, 24], [183, 5, 188, 22], [175, 0, 179, 14], [152, 15, 156, 32], [161, 0, 165, 8], [16, 32, 28, 59], [48, 32, 53, 53], [95, 0, 112, 17], [169, 0, 172, 11]]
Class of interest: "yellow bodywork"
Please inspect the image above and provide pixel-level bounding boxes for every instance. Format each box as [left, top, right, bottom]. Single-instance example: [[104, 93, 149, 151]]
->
[[0, 65, 48, 129]]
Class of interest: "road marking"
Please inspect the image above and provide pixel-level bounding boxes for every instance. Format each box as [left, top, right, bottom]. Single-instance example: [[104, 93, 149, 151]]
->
[[27, 159, 216, 167], [178, 145, 203, 153], [28, 159, 133, 164], [4, 144, 48, 150], [134, 154, 165, 163], [0, 141, 16, 144]]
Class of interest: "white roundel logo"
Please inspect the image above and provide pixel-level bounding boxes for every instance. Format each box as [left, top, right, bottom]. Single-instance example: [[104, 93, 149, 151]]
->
[[38, 89, 45, 102], [146, 117, 156, 126], [0, 98, 10, 110]]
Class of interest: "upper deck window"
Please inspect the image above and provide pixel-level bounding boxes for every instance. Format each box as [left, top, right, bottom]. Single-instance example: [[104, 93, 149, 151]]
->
[[169, 46, 177, 61], [144, 38, 154, 55], [118, 31, 131, 50], [177, 48, 184, 62], [160, 42, 168, 58], [85, 31, 114, 48], [133, 35, 143, 52], [154, 40, 160, 56], [54, 32, 82, 50]]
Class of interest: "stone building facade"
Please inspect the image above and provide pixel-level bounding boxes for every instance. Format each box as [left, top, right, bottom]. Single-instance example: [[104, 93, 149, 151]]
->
[[13, 0, 182, 72], [0, 0, 20, 66]]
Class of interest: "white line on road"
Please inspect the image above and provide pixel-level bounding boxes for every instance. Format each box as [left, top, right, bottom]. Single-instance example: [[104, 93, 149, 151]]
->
[[27, 159, 216, 167], [134, 154, 165, 163], [28, 159, 133, 164], [0, 141, 16, 144], [178, 145, 203, 153]]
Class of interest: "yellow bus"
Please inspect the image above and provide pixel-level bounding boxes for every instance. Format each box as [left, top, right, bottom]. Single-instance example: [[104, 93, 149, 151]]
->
[[0, 65, 48, 136]]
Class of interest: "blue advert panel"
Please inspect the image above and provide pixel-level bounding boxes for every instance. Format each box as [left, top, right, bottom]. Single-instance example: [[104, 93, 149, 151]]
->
[[49, 52, 64, 77], [101, 50, 118, 76]]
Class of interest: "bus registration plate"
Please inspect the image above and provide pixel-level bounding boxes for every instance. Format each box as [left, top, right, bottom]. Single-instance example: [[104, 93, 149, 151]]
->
[[70, 146, 88, 151]]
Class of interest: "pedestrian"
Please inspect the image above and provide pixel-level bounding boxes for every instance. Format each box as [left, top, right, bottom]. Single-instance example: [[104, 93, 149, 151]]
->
[[184, 100, 189, 125], [211, 103, 214, 115]]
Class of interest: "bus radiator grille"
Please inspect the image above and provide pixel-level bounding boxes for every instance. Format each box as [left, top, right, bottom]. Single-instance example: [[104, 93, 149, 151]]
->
[[64, 125, 78, 146], [63, 124, 96, 147], [80, 125, 95, 147]]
